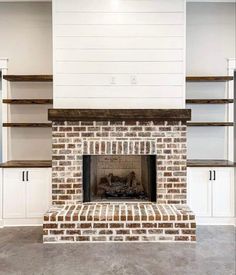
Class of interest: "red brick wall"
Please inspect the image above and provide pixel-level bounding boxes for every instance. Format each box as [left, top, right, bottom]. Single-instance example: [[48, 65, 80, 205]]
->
[[51, 120, 187, 205]]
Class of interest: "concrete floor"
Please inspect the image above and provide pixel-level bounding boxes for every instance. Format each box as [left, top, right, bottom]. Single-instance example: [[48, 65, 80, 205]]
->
[[0, 226, 235, 275]]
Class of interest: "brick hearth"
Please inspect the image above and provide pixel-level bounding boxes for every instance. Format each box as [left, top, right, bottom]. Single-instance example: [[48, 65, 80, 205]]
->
[[43, 203, 196, 242], [44, 109, 196, 243]]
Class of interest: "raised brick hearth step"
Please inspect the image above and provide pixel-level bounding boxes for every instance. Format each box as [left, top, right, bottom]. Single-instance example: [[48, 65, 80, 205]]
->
[[43, 203, 196, 243]]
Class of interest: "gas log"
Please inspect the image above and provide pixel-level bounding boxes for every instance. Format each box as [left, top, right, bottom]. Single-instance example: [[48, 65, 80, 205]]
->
[[97, 171, 147, 199]]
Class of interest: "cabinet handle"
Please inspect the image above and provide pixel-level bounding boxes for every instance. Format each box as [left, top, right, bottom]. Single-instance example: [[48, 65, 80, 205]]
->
[[26, 171, 29, 182], [209, 170, 212, 181], [22, 171, 25, 182], [213, 170, 216, 181]]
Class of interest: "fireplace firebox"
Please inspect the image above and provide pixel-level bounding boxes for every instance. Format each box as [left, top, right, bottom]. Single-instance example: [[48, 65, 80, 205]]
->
[[83, 155, 156, 202]]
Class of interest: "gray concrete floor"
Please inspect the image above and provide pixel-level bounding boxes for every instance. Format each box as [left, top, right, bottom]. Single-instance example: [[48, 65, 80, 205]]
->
[[0, 226, 235, 275]]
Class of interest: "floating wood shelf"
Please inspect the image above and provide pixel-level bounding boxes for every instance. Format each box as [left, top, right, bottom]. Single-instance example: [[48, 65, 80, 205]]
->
[[3, 75, 53, 82], [3, 99, 53, 105], [186, 99, 234, 104], [0, 160, 52, 168], [3, 123, 52, 128], [3, 75, 232, 82], [187, 159, 235, 167], [187, 122, 234, 127], [186, 76, 233, 82]]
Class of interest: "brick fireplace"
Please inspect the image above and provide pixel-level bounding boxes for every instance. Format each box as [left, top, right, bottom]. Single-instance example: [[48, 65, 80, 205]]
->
[[43, 109, 196, 243]]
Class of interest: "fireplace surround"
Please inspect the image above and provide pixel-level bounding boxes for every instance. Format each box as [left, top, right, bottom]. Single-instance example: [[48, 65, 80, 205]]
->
[[43, 109, 196, 243]]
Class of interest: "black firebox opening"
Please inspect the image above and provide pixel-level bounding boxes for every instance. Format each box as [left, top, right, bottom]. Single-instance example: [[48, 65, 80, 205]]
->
[[83, 155, 156, 202]]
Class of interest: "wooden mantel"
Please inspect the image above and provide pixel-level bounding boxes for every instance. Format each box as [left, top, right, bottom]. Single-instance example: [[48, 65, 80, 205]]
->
[[48, 109, 191, 122]]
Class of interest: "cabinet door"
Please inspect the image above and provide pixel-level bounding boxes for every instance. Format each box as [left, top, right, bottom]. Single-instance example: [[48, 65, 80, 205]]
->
[[212, 168, 234, 217], [0, 168, 2, 221], [26, 168, 51, 218], [3, 169, 26, 218], [187, 168, 212, 217]]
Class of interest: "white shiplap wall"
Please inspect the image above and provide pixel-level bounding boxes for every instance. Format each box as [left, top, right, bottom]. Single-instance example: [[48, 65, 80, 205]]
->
[[53, 0, 186, 109]]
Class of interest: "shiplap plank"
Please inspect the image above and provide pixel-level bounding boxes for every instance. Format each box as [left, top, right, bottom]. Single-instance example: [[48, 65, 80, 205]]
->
[[55, 74, 183, 86], [54, 24, 184, 37], [54, 0, 184, 13], [54, 13, 184, 25], [53, 0, 185, 109], [55, 86, 183, 98], [55, 36, 183, 49], [55, 49, 183, 62], [56, 61, 183, 74], [54, 98, 184, 109]]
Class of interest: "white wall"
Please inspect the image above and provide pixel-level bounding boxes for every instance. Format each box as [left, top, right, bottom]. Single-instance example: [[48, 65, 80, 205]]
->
[[0, 73, 2, 162], [0, 2, 53, 161], [186, 2, 235, 75], [234, 67, 236, 220], [53, 0, 186, 109], [186, 2, 235, 160], [0, 2, 52, 74]]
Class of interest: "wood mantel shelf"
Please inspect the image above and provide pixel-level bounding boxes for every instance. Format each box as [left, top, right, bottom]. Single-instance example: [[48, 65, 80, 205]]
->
[[187, 160, 235, 167], [187, 122, 234, 127], [3, 99, 53, 105], [186, 99, 234, 104], [3, 75, 53, 82], [0, 160, 52, 168], [3, 123, 52, 128], [186, 76, 233, 82], [48, 109, 191, 122]]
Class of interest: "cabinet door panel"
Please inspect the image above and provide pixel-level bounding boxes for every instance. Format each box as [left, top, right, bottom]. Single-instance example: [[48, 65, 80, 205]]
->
[[187, 168, 211, 217], [212, 168, 234, 217], [26, 169, 51, 218], [3, 169, 26, 218]]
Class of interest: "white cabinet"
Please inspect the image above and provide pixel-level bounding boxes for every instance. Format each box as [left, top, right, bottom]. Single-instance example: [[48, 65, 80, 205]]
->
[[3, 168, 51, 219], [188, 167, 234, 218], [26, 169, 51, 218], [212, 169, 234, 217], [187, 168, 211, 217], [0, 168, 3, 226], [3, 169, 26, 218]]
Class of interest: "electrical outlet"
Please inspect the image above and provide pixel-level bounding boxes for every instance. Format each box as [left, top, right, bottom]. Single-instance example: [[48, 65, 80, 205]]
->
[[111, 76, 116, 85], [131, 75, 137, 85]]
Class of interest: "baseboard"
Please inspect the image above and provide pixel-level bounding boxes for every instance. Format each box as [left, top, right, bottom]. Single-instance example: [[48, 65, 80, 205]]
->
[[3, 218, 43, 227], [196, 217, 236, 226]]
